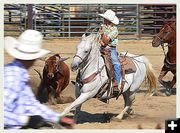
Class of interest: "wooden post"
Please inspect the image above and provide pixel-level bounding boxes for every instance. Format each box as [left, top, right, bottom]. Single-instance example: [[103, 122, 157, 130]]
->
[[27, 4, 33, 29], [9, 11, 11, 22], [137, 4, 141, 39]]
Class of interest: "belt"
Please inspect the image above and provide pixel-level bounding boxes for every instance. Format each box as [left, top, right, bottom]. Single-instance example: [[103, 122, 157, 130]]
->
[[110, 46, 116, 48]]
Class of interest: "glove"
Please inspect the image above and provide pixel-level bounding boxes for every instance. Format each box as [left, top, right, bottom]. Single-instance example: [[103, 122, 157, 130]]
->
[[25, 115, 45, 129], [59, 117, 75, 129]]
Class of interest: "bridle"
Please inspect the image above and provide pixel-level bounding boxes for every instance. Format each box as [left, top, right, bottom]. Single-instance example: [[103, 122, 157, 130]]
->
[[73, 46, 92, 68], [155, 23, 176, 47], [73, 54, 84, 62], [154, 22, 176, 66], [73, 37, 105, 88]]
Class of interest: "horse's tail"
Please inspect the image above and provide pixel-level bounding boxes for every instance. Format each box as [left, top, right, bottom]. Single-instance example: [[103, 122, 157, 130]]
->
[[142, 56, 157, 93]]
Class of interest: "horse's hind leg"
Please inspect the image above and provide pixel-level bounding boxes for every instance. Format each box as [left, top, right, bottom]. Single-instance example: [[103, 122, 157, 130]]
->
[[126, 92, 135, 115], [114, 88, 135, 120]]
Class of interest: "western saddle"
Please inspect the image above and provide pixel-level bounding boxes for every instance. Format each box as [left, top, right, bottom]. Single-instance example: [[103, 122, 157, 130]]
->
[[95, 48, 137, 102]]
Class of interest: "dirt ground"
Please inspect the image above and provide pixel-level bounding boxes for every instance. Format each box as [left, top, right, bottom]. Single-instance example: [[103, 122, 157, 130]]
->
[[4, 38, 176, 129]]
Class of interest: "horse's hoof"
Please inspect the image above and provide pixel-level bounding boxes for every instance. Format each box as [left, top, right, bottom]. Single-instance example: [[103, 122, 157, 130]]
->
[[111, 116, 123, 122], [165, 91, 171, 96], [165, 88, 172, 96], [127, 109, 134, 115]]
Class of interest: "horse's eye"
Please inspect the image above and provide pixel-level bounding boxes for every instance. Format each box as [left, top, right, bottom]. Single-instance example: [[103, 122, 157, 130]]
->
[[84, 50, 88, 53]]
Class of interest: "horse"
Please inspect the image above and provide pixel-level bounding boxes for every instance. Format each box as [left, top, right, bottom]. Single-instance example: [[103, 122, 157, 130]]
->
[[152, 21, 176, 96], [59, 34, 157, 122], [36, 54, 74, 104]]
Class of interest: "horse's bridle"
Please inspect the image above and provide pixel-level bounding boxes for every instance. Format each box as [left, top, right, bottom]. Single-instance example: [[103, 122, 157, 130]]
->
[[73, 54, 84, 62], [73, 45, 93, 69], [155, 23, 176, 66], [155, 23, 176, 47], [73, 39, 105, 88]]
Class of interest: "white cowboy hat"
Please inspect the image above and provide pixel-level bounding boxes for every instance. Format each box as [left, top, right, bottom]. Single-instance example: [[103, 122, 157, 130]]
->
[[4, 29, 51, 60], [98, 9, 119, 25]]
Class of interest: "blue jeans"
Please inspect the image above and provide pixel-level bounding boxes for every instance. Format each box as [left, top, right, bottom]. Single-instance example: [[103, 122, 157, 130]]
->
[[110, 47, 121, 84]]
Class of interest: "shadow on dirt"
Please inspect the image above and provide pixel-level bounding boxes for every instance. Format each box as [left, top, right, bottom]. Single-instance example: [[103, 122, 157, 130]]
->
[[76, 111, 117, 124], [76, 111, 145, 124], [137, 86, 176, 96]]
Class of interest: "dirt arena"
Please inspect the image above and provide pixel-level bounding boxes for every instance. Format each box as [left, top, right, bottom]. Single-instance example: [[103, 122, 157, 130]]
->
[[4, 38, 176, 129]]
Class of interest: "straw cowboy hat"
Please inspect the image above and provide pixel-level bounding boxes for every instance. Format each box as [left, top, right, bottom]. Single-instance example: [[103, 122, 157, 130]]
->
[[4, 29, 51, 60], [99, 9, 119, 25]]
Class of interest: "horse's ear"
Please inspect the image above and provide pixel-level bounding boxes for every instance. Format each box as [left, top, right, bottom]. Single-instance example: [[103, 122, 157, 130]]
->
[[82, 33, 86, 38]]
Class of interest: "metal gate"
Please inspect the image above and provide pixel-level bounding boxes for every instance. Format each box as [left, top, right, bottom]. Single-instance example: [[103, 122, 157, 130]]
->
[[4, 4, 176, 39]]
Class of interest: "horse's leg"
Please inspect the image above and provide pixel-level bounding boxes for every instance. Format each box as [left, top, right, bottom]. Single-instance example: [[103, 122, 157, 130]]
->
[[158, 65, 168, 86], [73, 83, 82, 123], [59, 92, 90, 117], [114, 88, 135, 120], [165, 73, 176, 96], [126, 92, 135, 115], [158, 69, 168, 81], [169, 73, 176, 88]]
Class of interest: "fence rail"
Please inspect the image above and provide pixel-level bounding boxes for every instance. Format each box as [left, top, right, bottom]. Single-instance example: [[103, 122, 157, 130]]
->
[[4, 4, 176, 39]]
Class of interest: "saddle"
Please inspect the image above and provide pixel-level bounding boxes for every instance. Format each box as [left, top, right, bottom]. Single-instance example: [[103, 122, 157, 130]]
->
[[95, 49, 137, 101], [119, 53, 137, 74]]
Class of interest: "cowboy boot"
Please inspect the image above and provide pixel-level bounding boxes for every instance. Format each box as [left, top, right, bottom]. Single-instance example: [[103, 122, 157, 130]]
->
[[112, 80, 120, 97]]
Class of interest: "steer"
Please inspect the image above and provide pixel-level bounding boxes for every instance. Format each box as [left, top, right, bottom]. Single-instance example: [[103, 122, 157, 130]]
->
[[37, 54, 70, 104]]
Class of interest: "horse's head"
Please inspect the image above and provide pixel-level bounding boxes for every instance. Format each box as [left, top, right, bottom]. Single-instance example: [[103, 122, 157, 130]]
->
[[71, 34, 98, 71], [152, 22, 176, 47]]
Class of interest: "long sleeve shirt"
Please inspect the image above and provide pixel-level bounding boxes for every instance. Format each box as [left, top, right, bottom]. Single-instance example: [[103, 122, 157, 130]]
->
[[4, 59, 60, 129], [100, 24, 119, 47]]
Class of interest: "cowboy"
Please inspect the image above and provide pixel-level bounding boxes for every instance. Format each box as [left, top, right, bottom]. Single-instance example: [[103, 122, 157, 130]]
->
[[98, 9, 121, 93], [4, 30, 74, 129]]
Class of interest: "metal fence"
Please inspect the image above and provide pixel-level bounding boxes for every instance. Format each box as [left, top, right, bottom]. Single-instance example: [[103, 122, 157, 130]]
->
[[4, 4, 176, 39]]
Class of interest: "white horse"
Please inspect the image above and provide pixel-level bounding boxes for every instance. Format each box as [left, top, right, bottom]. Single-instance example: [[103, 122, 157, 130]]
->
[[59, 34, 157, 121]]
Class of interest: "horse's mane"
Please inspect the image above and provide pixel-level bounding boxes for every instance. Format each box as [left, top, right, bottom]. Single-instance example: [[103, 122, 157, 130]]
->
[[165, 21, 176, 25], [162, 18, 176, 32], [164, 16, 176, 25]]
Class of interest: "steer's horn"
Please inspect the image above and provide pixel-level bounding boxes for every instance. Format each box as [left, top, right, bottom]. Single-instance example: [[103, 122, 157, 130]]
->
[[71, 81, 76, 85], [60, 57, 70, 62], [34, 69, 43, 80]]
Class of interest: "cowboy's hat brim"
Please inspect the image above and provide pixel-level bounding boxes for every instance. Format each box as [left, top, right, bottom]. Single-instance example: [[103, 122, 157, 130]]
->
[[99, 14, 119, 25], [5, 37, 51, 60]]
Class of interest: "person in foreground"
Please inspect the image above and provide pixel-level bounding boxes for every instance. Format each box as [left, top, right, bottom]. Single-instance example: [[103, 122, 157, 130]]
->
[[4, 29, 74, 129]]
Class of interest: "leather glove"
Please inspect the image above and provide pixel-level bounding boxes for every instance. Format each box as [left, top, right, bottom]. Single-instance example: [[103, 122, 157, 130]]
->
[[23, 115, 45, 129], [59, 117, 75, 129]]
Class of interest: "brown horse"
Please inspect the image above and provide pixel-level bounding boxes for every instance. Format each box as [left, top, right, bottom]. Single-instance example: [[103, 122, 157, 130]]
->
[[152, 21, 176, 96], [36, 54, 74, 104]]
